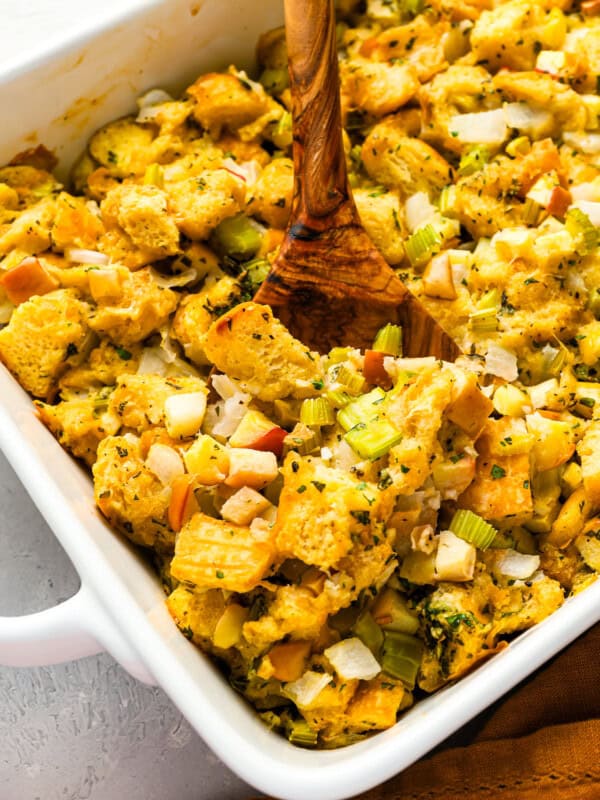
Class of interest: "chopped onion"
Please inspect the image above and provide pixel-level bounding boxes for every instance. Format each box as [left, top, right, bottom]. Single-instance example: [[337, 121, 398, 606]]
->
[[404, 192, 435, 233], [137, 88, 173, 109], [211, 373, 244, 400], [485, 344, 518, 382], [570, 200, 600, 227], [563, 132, 600, 154], [220, 158, 262, 187], [65, 248, 109, 266], [145, 443, 185, 486], [324, 638, 381, 681], [449, 109, 508, 145], [503, 103, 553, 137], [283, 670, 333, 708], [137, 347, 168, 376], [209, 390, 252, 438], [496, 549, 540, 580], [150, 267, 198, 289]]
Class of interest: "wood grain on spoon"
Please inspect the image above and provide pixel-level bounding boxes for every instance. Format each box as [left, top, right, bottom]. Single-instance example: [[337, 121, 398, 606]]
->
[[254, 0, 460, 361]]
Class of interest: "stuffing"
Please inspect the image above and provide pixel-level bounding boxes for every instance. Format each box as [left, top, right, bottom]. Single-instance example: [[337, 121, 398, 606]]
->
[[246, 158, 293, 229], [170, 512, 276, 593], [167, 168, 246, 240], [203, 302, 324, 401], [0, 288, 90, 399], [275, 454, 393, 571], [361, 118, 453, 196], [353, 188, 406, 264], [186, 71, 270, 137], [36, 391, 121, 465], [100, 183, 180, 257], [88, 268, 179, 346], [0, 196, 57, 255], [93, 434, 174, 550], [341, 59, 420, 118], [58, 339, 142, 392], [50, 192, 104, 252], [88, 117, 157, 178], [108, 373, 207, 433]]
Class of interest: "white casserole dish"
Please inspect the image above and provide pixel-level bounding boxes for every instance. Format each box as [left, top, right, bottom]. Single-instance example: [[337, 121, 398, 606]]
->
[[0, 2, 599, 798]]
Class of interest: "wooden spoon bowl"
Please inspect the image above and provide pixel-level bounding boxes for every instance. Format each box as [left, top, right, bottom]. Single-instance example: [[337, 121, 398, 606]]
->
[[254, 0, 460, 361]]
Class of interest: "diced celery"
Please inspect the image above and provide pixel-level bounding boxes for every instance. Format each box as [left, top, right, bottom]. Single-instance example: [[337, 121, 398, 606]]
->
[[282, 423, 321, 457], [345, 419, 402, 460], [352, 610, 384, 656], [438, 185, 457, 217], [405, 224, 442, 268], [449, 509, 497, 550], [373, 323, 403, 356], [211, 214, 263, 261], [271, 110, 293, 149], [333, 364, 366, 395], [286, 719, 318, 747], [337, 388, 386, 431], [300, 397, 335, 427], [565, 208, 599, 255], [244, 257, 271, 288], [458, 145, 490, 176], [259, 67, 289, 95], [522, 197, 542, 226], [325, 389, 353, 408], [380, 631, 423, 689]]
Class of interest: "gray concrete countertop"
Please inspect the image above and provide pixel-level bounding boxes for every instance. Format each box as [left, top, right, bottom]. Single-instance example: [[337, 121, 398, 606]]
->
[[0, 449, 252, 800]]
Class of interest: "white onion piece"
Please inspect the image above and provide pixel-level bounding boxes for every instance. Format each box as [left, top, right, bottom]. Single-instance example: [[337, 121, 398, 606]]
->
[[284, 670, 333, 708], [496, 550, 540, 580], [210, 392, 252, 438], [324, 638, 381, 681], [220, 158, 262, 187], [137, 347, 168, 376], [146, 443, 185, 486], [405, 191, 435, 233], [563, 132, 600, 154], [485, 344, 518, 382], [150, 267, 198, 289], [211, 373, 243, 400], [503, 102, 553, 136], [570, 200, 600, 227], [449, 109, 508, 145], [65, 248, 109, 266], [136, 88, 173, 109]]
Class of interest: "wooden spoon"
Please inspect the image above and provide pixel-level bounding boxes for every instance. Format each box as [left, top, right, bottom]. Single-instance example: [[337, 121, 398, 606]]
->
[[254, 0, 460, 360]]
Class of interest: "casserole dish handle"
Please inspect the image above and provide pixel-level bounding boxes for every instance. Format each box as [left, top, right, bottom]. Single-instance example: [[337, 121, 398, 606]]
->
[[0, 582, 155, 684]]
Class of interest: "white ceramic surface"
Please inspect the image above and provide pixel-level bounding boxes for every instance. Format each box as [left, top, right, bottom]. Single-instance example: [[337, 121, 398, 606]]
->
[[0, 2, 599, 798]]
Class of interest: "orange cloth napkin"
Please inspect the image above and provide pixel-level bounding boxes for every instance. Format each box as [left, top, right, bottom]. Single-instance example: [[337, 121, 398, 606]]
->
[[254, 623, 600, 800]]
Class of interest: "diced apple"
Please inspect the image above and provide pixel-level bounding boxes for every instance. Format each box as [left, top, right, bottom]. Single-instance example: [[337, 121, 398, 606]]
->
[[548, 487, 592, 547], [493, 384, 531, 416], [213, 603, 249, 649], [225, 448, 279, 489], [183, 434, 230, 484], [526, 412, 577, 472], [371, 588, 419, 634], [363, 350, 392, 389], [164, 391, 207, 439], [422, 252, 457, 300], [435, 530, 476, 582], [0, 257, 59, 304], [446, 369, 493, 438], [399, 550, 436, 585], [228, 408, 287, 457], [145, 443, 185, 486], [220, 486, 272, 525]]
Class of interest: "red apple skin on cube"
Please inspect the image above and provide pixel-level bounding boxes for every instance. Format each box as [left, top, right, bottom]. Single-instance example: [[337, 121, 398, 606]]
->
[[0, 257, 59, 304]]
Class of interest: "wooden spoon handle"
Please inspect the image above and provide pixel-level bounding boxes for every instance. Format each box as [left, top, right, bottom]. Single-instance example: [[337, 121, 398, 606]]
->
[[284, 0, 357, 225]]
